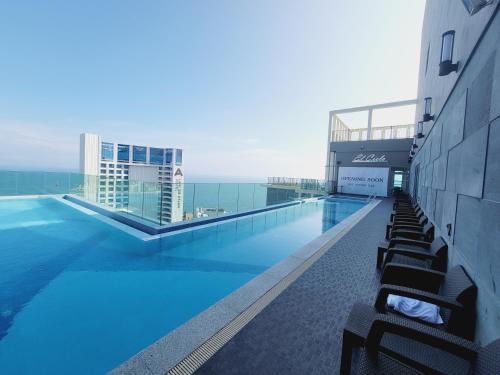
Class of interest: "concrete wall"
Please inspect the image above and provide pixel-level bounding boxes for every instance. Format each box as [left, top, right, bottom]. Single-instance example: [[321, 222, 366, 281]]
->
[[410, 0, 500, 344], [330, 138, 412, 168]]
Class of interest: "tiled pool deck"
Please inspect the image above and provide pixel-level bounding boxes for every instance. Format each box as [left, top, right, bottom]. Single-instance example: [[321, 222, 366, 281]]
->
[[195, 198, 392, 374]]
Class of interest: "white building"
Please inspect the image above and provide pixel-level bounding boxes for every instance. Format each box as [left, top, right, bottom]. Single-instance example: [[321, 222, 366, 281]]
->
[[79, 133, 184, 223]]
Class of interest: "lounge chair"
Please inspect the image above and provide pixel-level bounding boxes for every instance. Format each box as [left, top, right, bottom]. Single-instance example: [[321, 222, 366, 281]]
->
[[340, 266, 477, 374], [380, 236, 448, 273], [386, 222, 434, 244], [353, 315, 499, 374], [386, 215, 428, 240], [377, 238, 433, 269]]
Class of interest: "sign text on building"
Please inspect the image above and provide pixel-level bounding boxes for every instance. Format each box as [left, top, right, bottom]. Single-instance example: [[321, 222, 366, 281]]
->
[[352, 153, 388, 163], [337, 167, 389, 197]]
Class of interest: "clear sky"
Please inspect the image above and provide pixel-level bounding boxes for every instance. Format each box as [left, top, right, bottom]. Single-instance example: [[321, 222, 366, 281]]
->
[[0, 0, 425, 180]]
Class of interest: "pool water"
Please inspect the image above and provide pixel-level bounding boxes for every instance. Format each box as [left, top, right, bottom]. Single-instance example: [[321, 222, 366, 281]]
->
[[0, 197, 365, 374]]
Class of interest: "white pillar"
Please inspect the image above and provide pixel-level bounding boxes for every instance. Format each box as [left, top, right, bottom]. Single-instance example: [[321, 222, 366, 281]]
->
[[367, 109, 373, 140]]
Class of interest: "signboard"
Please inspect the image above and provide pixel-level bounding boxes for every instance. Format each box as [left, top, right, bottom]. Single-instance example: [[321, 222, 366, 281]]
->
[[352, 153, 387, 163], [337, 167, 389, 197]]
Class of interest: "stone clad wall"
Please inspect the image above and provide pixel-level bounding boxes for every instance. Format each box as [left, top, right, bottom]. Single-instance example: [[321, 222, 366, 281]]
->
[[410, 2, 500, 344]]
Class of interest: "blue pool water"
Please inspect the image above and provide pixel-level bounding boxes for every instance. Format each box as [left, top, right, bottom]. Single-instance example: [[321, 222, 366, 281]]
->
[[0, 197, 365, 374]]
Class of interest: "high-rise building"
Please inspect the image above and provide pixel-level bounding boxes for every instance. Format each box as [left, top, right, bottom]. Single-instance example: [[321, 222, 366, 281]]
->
[[79, 133, 184, 223]]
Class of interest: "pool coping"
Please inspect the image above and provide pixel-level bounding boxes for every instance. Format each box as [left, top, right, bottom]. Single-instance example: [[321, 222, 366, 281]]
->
[[109, 199, 381, 375], [63, 194, 310, 236]]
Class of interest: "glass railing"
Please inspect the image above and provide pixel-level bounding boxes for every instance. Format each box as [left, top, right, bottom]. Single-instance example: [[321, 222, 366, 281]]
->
[[0, 170, 327, 226], [267, 177, 326, 192]]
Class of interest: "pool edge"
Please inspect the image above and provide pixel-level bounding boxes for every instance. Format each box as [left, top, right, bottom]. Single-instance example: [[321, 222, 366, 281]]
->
[[108, 199, 381, 375]]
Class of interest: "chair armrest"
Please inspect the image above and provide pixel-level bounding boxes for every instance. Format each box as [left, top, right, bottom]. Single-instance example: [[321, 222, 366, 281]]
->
[[385, 247, 437, 264], [366, 314, 479, 361], [381, 264, 444, 292], [387, 238, 431, 249], [375, 284, 463, 312]]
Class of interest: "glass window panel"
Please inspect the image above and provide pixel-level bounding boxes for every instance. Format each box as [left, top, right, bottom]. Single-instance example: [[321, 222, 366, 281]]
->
[[133, 146, 146, 163], [101, 142, 114, 161], [117, 144, 130, 162], [150, 147, 164, 165], [175, 149, 183, 166], [165, 149, 173, 163]]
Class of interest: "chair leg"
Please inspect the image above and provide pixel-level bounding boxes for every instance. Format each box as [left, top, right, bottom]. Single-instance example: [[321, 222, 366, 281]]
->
[[376, 247, 385, 269], [340, 331, 354, 375]]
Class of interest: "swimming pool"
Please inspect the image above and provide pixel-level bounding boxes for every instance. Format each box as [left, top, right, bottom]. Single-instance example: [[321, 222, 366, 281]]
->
[[0, 196, 366, 374]]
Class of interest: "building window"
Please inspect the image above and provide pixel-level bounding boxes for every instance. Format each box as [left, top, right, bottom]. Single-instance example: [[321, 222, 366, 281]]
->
[[101, 142, 114, 161], [150, 147, 164, 165], [175, 149, 183, 166], [133, 146, 147, 163], [165, 148, 173, 163], [117, 144, 130, 162]]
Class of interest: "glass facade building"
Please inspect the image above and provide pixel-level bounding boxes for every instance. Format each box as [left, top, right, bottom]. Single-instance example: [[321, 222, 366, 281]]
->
[[80, 133, 184, 223]]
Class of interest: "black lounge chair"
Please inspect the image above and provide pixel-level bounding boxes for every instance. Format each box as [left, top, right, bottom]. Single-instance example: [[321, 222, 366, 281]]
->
[[392, 198, 418, 210], [377, 238, 434, 269], [386, 215, 428, 240], [341, 266, 477, 374], [392, 207, 424, 221], [353, 315, 500, 374], [389, 208, 423, 222], [392, 203, 419, 213], [387, 222, 434, 244], [380, 236, 448, 273]]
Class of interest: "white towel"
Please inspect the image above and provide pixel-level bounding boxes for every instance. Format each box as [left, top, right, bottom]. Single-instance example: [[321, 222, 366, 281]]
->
[[387, 294, 444, 324]]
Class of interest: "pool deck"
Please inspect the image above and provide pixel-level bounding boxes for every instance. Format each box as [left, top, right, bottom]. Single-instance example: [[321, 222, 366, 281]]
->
[[194, 198, 392, 374]]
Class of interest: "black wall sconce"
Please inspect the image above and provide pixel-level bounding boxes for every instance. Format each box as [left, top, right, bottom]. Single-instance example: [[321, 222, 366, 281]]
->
[[423, 97, 434, 122], [412, 135, 419, 149], [410, 150, 415, 156], [439, 31, 459, 76], [461, 0, 493, 15], [417, 121, 425, 138]]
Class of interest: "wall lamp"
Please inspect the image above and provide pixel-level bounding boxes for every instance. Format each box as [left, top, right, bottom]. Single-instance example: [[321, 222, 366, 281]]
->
[[417, 121, 425, 138], [423, 97, 434, 122], [461, 0, 493, 15], [439, 31, 459, 76], [412, 135, 419, 149]]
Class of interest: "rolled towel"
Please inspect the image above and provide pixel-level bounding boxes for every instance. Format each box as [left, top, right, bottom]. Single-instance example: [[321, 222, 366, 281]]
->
[[387, 294, 444, 324]]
